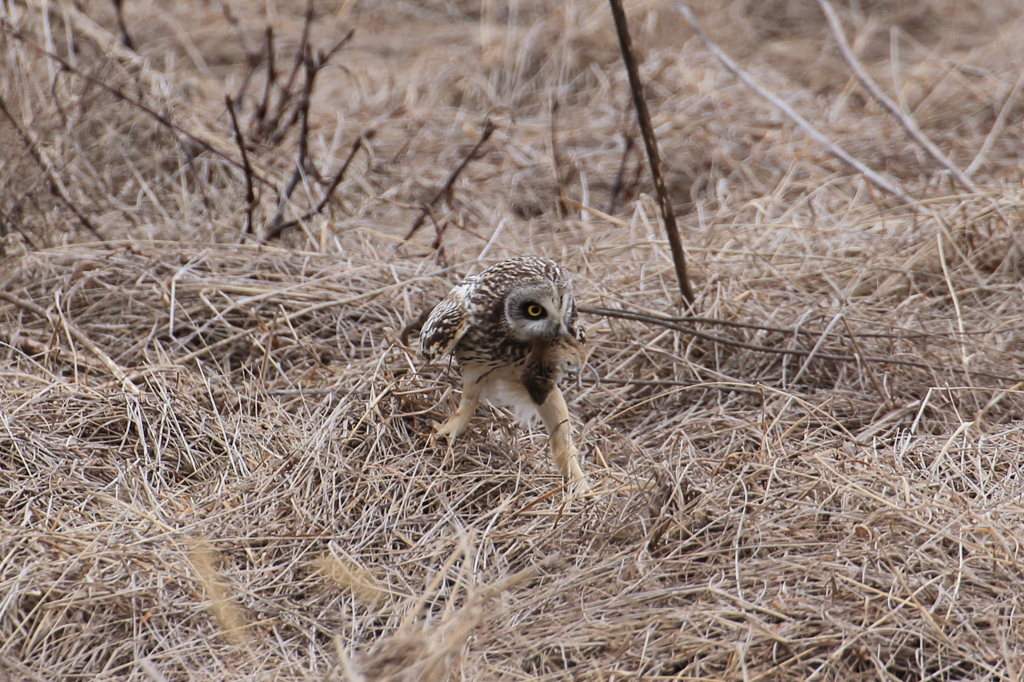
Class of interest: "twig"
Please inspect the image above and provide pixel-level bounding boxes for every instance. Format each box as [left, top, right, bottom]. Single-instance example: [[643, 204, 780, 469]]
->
[[0, 290, 140, 394], [402, 120, 496, 243], [550, 99, 569, 218], [110, 0, 135, 51], [0, 20, 270, 185], [581, 304, 1024, 385], [252, 26, 276, 134], [0, 94, 107, 243], [608, 132, 636, 214], [256, 17, 301, 140], [966, 68, 1024, 178], [430, 213, 450, 267], [264, 132, 368, 240], [671, 1, 911, 204], [266, 29, 355, 147], [225, 96, 257, 239], [267, 48, 317, 232], [816, 0, 979, 193], [578, 304, 1016, 341], [609, 0, 695, 307], [280, 0, 315, 99], [296, 48, 322, 181]]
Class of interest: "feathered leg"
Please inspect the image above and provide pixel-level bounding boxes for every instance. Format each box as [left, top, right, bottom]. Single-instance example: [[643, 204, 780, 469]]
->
[[537, 386, 588, 491], [434, 366, 485, 439]]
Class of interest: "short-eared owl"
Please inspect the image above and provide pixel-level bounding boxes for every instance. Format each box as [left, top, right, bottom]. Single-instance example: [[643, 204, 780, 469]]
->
[[420, 257, 588, 487]]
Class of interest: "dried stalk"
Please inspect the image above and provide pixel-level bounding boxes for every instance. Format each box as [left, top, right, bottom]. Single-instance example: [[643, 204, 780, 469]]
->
[[582, 305, 1024, 385], [0, 19, 269, 185], [225, 95, 257, 239], [966, 68, 1024, 178], [0, 290, 139, 394], [0, 94, 107, 243], [672, 0, 911, 204], [816, 0, 979, 193], [263, 132, 368, 241]]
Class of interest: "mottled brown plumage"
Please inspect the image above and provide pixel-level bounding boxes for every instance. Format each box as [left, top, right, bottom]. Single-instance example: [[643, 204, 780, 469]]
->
[[419, 257, 588, 488]]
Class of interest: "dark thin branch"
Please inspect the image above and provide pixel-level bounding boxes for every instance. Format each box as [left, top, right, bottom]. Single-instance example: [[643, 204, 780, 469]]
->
[[578, 305, 1011, 341], [402, 120, 497, 243], [264, 132, 368, 241], [581, 305, 1024, 385], [608, 0, 695, 307], [269, 47, 317, 228], [262, 0, 315, 139], [430, 213, 450, 267], [111, 0, 135, 51], [225, 96, 256, 238], [550, 99, 569, 218], [222, 3, 262, 106], [252, 26, 276, 134], [0, 20, 270, 186], [0, 94, 107, 243], [284, 0, 316, 93], [297, 48, 321, 181], [671, 1, 910, 204], [266, 29, 354, 147], [318, 30, 356, 65], [608, 132, 635, 214]]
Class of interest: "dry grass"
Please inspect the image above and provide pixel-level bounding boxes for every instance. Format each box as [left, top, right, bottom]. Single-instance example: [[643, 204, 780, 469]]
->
[[2, 0, 1024, 680]]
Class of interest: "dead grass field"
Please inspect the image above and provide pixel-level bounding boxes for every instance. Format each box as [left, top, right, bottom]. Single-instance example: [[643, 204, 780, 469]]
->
[[2, 0, 1024, 680]]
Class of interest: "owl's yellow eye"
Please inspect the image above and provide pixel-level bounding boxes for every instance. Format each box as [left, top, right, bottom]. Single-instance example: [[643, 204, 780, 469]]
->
[[525, 303, 545, 318]]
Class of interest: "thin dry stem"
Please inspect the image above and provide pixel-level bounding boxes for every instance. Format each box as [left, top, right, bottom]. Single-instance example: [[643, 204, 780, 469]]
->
[[816, 0, 980, 193]]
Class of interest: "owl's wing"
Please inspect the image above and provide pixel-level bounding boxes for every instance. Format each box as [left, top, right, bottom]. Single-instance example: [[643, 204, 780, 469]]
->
[[419, 283, 471, 362]]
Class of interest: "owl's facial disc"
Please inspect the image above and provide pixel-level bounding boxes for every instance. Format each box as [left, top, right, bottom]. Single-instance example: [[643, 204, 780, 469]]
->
[[504, 283, 571, 341]]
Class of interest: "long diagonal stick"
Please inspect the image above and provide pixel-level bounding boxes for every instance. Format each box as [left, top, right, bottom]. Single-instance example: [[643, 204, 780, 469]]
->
[[672, 1, 911, 205], [816, 0, 979, 193]]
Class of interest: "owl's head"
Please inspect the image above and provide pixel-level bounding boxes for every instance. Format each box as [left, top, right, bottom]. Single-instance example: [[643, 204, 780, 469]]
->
[[503, 281, 575, 341]]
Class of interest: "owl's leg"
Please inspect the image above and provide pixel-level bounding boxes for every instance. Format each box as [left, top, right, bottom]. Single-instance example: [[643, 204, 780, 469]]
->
[[537, 386, 589, 491], [434, 367, 485, 440]]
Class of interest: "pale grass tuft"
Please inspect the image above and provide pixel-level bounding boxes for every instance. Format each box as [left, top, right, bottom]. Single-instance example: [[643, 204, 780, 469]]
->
[[190, 542, 251, 647], [311, 552, 389, 608]]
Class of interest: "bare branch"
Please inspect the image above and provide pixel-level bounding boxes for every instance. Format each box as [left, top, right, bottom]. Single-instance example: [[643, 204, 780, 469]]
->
[[581, 305, 1024, 385], [0, 94, 107, 243], [110, 0, 135, 51], [672, 0, 912, 204], [816, 0, 980, 193], [966, 68, 1024, 178], [264, 132, 369, 241], [0, 19, 270, 186], [225, 96, 257, 238], [402, 120, 496, 244], [550, 99, 569, 219]]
